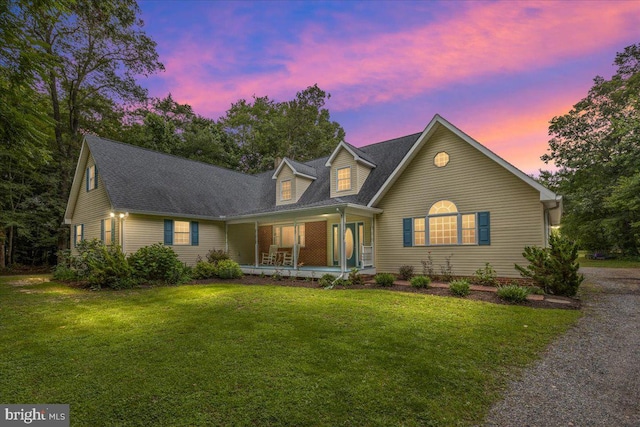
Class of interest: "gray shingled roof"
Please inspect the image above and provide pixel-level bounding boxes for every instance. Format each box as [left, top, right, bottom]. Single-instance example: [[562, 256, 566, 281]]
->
[[84, 132, 422, 219]]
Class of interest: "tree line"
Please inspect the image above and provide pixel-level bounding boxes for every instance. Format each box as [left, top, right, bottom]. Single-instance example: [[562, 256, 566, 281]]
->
[[0, 0, 344, 268]]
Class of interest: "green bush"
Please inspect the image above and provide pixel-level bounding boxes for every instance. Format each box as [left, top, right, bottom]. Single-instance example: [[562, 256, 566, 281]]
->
[[515, 233, 584, 296], [374, 273, 395, 287], [87, 245, 136, 290], [72, 239, 108, 279], [206, 248, 230, 264], [398, 265, 414, 281], [128, 243, 187, 285], [216, 259, 243, 279], [192, 260, 217, 279], [496, 285, 530, 303], [472, 262, 498, 287], [348, 268, 364, 286], [52, 264, 79, 281], [449, 279, 470, 297], [410, 275, 431, 288], [318, 273, 336, 288]]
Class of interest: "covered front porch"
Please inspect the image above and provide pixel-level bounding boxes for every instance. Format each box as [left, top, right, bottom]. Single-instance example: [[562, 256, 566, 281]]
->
[[224, 204, 381, 278]]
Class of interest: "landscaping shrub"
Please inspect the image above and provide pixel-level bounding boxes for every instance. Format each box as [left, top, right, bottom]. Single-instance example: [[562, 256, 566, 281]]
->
[[53, 250, 79, 281], [449, 279, 470, 297], [348, 268, 364, 286], [216, 259, 243, 279], [318, 273, 336, 288], [440, 254, 454, 282], [472, 262, 498, 287], [374, 273, 395, 287], [87, 245, 136, 290], [410, 275, 431, 288], [515, 233, 584, 296], [71, 239, 108, 279], [128, 243, 187, 285], [206, 248, 230, 264], [496, 284, 530, 303], [192, 260, 217, 279], [421, 252, 436, 278], [398, 265, 414, 281]]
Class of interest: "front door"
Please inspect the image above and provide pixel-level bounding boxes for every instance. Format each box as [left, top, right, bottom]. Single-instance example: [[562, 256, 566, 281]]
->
[[333, 223, 359, 268]]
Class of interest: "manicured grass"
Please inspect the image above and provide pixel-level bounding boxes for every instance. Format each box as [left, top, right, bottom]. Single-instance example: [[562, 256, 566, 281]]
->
[[578, 253, 640, 268], [0, 276, 580, 426]]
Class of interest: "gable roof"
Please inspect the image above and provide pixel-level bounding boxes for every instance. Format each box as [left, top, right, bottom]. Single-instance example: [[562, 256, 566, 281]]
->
[[79, 135, 263, 218], [271, 157, 317, 180], [66, 115, 560, 222], [324, 140, 377, 168], [367, 114, 561, 207]]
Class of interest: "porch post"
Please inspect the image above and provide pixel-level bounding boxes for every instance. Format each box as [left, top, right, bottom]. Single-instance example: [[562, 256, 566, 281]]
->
[[371, 216, 375, 268], [340, 208, 346, 274], [293, 219, 298, 269], [254, 221, 259, 268]]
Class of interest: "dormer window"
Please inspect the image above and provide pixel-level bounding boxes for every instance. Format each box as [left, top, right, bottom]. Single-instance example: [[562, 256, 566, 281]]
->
[[281, 180, 292, 201], [337, 167, 352, 191]]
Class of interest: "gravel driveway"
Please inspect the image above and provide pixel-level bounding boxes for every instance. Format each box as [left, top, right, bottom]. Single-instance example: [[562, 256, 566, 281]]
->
[[484, 267, 640, 427]]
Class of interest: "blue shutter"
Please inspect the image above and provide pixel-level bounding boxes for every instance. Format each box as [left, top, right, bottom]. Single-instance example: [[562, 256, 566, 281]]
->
[[191, 221, 199, 246], [86, 168, 90, 191], [94, 165, 98, 189], [111, 218, 116, 244], [164, 219, 173, 245], [403, 218, 413, 247], [101, 219, 105, 242], [73, 225, 77, 248], [80, 224, 84, 242], [478, 212, 490, 245]]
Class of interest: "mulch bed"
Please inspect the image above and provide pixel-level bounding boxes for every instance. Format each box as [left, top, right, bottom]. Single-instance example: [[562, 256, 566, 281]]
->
[[193, 275, 581, 310]]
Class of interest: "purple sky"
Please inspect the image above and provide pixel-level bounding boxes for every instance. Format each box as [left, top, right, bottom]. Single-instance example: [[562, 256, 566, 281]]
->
[[137, 0, 640, 174]]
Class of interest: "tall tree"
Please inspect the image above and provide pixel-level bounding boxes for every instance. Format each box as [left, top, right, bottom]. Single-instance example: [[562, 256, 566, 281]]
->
[[542, 43, 640, 255], [23, 0, 164, 249], [220, 84, 345, 173]]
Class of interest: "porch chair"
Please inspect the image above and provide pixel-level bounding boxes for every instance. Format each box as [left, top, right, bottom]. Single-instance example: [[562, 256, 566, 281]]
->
[[261, 244, 278, 265], [281, 245, 300, 267]]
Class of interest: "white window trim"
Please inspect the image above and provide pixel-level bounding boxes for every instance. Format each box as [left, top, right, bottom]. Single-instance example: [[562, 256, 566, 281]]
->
[[273, 223, 305, 248], [336, 166, 352, 192], [411, 212, 479, 246]]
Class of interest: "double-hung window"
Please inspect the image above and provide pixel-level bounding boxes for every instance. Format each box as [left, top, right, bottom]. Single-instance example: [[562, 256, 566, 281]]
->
[[281, 180, 292, 201], [336, 167, 351, 191], [74, 224, 84, 247], [273, 224, 305, 247], [164, 220, 199, 246], [86, 165, 97, 191]]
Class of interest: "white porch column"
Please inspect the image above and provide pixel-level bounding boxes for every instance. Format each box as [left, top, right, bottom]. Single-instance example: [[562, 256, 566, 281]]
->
[[340, 208, 346, 274], [254, 221, 259, 267], [293, 219, 298, 269], [371, 216, 375, 268]]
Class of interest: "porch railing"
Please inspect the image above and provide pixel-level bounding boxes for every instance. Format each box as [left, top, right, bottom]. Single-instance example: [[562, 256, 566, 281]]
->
[[361, 245, 373, 268]]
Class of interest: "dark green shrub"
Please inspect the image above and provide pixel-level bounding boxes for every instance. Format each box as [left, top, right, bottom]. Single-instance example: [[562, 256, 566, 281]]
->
[[472, 262, 498, 287], [128, 243, 187, 285], [374, 273, 395, 287], [87, 245, 136, 290], [410, 275, 431, 288], [496, 285, 530, 303], [206, 248, 230, 264], [53, 250, 79, 281], [515, 233, 584, 296], [398, 265, 414, 281], [216, 259, 243, 279], [192, 260, 217, 279], [318, 273, 336, 288], [449, 279, 470, 297], [348, 268, 364, 286], [72, 239, 108, 279]]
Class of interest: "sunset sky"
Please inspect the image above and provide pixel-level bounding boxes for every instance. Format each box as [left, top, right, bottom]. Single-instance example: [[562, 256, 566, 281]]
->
[[137, 0, 640, 174]]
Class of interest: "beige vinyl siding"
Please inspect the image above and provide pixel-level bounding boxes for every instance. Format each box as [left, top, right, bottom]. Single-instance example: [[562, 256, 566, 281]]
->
[[357, 163, 371, 191], [69, 155, 114, 252], [124, 214, 225, 266], [296, 176, 313, 201], [375, 126, 545, 278], [227, 223, 255, 264], [330, 149, 357, 197], [275, 165, 295, 206]]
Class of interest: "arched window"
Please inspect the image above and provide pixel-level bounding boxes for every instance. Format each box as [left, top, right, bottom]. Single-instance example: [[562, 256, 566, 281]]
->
[[429, 200, 458, 244]]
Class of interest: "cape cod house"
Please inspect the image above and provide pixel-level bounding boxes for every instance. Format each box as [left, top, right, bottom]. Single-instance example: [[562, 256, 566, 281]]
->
[[64, 114, 562, 278]]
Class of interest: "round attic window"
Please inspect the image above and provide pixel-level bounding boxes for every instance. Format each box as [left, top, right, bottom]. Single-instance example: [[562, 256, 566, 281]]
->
[[434, 151, 449, 167]]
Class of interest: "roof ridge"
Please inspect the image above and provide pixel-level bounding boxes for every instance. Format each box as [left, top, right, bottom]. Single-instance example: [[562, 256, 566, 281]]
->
[[350, 131, 423, 151], [83, 133, 260, 181]]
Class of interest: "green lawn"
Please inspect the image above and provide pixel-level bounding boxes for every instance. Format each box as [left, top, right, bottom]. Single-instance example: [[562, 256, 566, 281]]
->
[[0, 276, 580, 426]]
